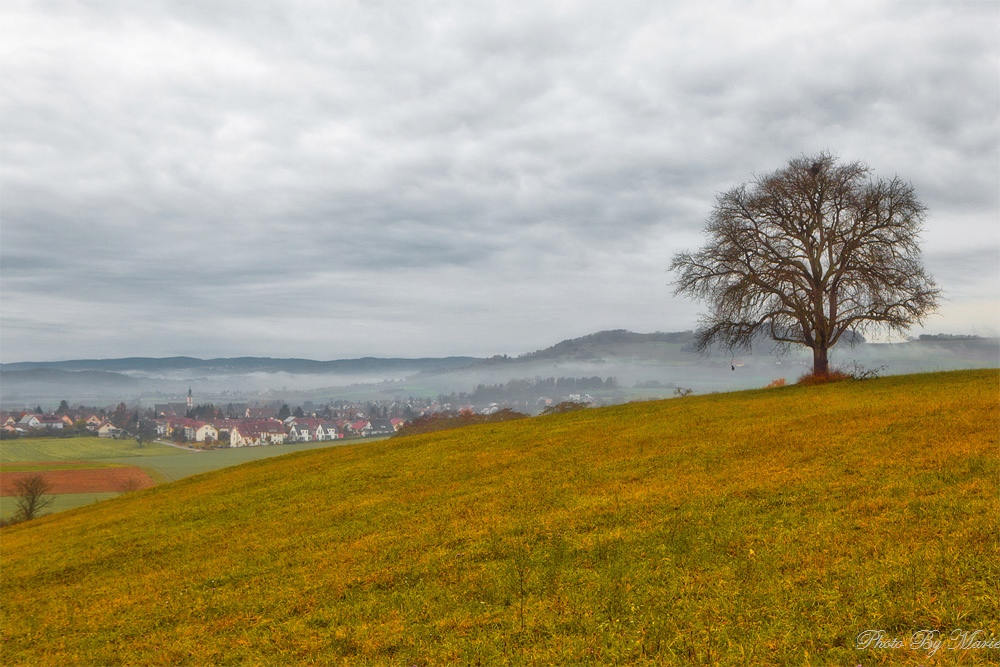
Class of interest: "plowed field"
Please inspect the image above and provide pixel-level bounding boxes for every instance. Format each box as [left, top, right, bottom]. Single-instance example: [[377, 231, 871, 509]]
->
[[0, 463, 153, 495]]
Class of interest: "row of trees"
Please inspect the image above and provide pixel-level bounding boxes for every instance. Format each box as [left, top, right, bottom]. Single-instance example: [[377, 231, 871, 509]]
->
[[438, 376, 618, 407]]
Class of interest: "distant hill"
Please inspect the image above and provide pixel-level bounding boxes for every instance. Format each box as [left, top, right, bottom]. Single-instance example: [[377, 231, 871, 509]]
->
[[1, 330, 996, 408], [0, 355, 482, 406], [0, 355, 480, 375], [516, 329, 696, 360], [0, 368, 140, 388]]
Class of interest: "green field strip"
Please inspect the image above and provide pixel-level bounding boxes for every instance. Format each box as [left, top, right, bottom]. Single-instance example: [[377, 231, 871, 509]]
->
[[0, 492, 121, 517], [0, 436, 185, 463], [0, 460, 130, 472]]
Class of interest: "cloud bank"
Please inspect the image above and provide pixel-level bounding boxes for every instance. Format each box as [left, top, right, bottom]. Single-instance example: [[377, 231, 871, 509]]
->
[[2, 0, 997, 361]]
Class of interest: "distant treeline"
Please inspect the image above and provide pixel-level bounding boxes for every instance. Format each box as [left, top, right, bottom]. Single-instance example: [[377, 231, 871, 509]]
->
[[439, 376, 618, 405], [395, 409, 528, 437], [915, 334, 984, 341]]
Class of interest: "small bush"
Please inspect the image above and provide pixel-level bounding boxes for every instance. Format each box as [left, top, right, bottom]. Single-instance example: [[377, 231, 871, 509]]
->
[[797, 362, 889, 386], [765, 378, 786, 388], [540, 402, 588, 416], [118, 476, 145, 493], [848, 362, 887, 380], [12, 474, 54, 522]]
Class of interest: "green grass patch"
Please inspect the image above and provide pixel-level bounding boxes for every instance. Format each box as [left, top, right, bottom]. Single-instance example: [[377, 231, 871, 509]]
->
[[1, 369, 998, 666], [0, 492, 121, 517], [0, 436, 183, 462], [0, 461, 129, 472], [107, 439, 360, 484]]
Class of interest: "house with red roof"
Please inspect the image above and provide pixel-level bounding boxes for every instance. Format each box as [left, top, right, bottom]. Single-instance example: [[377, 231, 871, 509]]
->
[[2, 413, 19, 432], [97, 420, 124, 438], [153, 418, 219, 443], [212, 419, 242, 444], [18, 414, 65, 430], [348, 419, 371, 437]]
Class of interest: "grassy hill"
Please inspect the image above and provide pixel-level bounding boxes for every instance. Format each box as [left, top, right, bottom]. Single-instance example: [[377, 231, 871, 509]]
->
[[2, 370, 997, 666]]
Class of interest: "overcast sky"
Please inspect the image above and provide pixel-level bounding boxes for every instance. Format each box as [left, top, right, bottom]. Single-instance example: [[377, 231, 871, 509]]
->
[[2, 0, 998, 362]]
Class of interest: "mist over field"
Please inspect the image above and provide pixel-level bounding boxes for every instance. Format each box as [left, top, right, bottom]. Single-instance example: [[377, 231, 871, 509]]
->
[[2, 330, 996, 411]]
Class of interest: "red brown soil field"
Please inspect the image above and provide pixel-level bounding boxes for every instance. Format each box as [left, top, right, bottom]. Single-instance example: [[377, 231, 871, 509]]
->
[[0, 466, 154, 495]]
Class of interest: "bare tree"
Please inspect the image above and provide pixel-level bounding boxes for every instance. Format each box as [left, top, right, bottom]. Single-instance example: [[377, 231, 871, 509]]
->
[[671, 153, 940, 376], [13, 474, 53, 522]]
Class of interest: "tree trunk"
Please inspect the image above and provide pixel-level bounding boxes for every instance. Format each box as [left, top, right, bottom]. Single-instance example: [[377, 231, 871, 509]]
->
[[812, 346, 830, 376]]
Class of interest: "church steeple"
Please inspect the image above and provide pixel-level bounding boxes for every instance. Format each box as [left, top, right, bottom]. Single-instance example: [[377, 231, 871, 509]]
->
[[187, 387, 193, 411]]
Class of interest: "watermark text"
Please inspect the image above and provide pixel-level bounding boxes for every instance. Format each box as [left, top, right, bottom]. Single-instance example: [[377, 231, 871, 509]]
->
[[856, 629, 999, 657]]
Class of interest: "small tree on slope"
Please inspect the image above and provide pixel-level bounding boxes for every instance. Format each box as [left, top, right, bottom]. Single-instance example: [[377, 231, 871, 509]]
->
[[13, 474, 53, 522]]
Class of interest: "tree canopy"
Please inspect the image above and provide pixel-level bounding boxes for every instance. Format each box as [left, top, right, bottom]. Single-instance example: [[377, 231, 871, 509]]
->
[[671, 152, 940, 375]]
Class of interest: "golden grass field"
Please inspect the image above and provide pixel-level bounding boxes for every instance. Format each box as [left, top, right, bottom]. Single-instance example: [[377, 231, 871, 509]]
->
[[1, 369, 997, 666]]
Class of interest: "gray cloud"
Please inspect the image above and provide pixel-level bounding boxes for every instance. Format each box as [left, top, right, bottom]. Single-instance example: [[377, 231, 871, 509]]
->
[[2, 0, 997, 361]]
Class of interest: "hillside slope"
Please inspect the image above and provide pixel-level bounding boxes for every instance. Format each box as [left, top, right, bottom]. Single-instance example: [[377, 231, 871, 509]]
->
[[2, 370, 998, 666]]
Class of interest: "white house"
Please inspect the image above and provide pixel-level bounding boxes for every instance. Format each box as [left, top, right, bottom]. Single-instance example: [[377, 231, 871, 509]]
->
[[287, 418, 342, 442], [194, 423, 218, 443], [230, 420, 287, 447], [97, 421, 124, 438]]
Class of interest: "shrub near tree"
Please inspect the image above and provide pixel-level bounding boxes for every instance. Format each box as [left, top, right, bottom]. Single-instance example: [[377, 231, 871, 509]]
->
[[671, 152, 940, 377]]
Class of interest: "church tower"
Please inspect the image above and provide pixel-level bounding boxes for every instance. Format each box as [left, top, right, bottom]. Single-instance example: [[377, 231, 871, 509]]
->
[[187, 387, 193, 411]]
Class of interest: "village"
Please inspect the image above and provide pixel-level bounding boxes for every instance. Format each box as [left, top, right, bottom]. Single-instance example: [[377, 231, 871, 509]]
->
[[1, 389, 409, 447], [1, 374, 619, 447], [1, 407, 404, 447]]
